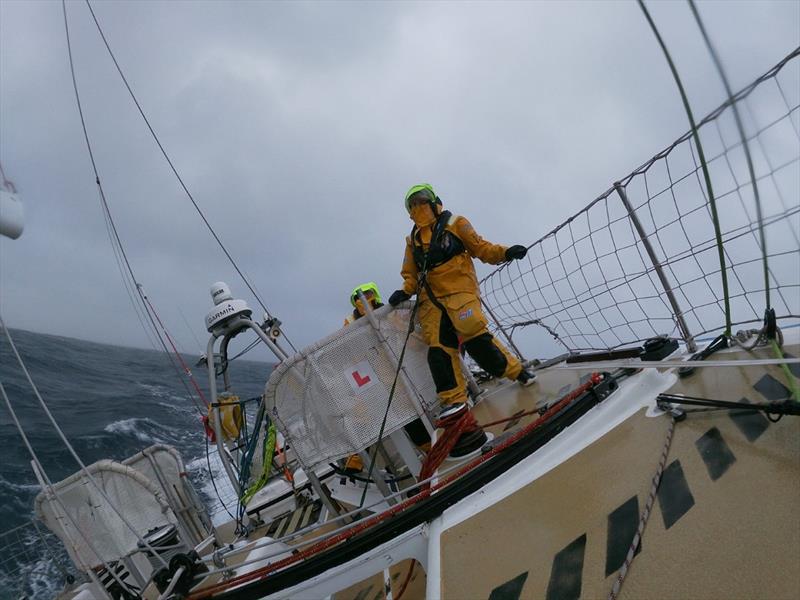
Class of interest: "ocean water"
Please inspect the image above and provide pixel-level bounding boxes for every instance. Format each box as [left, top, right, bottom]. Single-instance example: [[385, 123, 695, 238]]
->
[[0, 328, 273, 598]]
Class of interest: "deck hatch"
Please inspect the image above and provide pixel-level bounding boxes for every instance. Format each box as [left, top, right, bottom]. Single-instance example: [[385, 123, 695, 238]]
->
[[605, 495, 641, 576], [488, 571, 529, 600], [545, 533, 586, 600], [657, 459, 695, 529], [695, 427, 736, 481]]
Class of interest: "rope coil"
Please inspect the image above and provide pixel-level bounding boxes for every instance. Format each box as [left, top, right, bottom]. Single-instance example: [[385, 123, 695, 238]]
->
[[418, 408, 481, 489]]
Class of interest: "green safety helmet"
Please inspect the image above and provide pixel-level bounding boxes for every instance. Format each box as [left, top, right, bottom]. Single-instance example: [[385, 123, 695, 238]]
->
[[350, 281, 382, 307], [404, 183, 442, 213]]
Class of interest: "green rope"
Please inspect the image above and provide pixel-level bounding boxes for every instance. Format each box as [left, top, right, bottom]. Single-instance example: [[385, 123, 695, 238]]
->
[[770, 339, 800, 403], [638, 0, 731, 337], [241, 422, 277, 506], [688, 0, 770, 312]]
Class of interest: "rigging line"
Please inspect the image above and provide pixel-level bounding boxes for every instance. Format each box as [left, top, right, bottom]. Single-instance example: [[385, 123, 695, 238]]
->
[[63, 0, 205, 416], [359, 299, 423, 508], [0, 315, 170, 570], [138, 285, 207, 415], [31, 519, 74, 581], [229, 336, 261, 362], [0, 381, 135, 596], [82, 0, 299, 355], [637, 0, 731, 336], [63, 0, 155, 343], [140, 286, 210, 407], [100, 201, 162, 352], [204, 435, 237, 522], [139, 293, 207, 416], [687, 0, 770, 311], [178, 306, 205, 354]]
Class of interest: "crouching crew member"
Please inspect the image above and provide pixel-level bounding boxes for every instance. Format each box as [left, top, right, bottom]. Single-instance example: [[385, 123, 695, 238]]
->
[[343, 281, 431, 472], [344, 282, 383, 326]]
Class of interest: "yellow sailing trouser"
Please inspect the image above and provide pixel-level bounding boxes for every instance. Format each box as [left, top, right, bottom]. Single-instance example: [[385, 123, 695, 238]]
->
[[417, 292, 522, 404]]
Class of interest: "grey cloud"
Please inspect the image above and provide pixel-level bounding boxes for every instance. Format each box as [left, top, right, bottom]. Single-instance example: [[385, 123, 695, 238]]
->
[[1, 0, 797, 360]]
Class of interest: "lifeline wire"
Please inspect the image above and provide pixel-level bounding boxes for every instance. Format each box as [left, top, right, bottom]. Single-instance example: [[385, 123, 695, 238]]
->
[[82, 0, 298, 355]]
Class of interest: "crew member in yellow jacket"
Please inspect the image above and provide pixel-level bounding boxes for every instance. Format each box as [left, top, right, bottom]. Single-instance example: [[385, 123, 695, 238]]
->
[[343, 282, 383, 326], [388, 183, 536, 409], [342, 280, 431, 472]]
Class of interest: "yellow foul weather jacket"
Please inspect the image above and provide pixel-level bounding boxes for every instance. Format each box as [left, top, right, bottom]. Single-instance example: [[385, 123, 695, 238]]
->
[[401, 214, 507, 299]]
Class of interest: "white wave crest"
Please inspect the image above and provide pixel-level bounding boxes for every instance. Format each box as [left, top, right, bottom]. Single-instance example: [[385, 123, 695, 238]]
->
[[156, 400, 196, 415], [0, 475, 41, 495], [0, 526, 67, 599], [185, 452, 237, 525], [103, 417, 165, 444]]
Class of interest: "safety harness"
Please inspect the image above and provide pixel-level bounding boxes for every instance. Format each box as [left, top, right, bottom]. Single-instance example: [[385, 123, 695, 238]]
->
[[410, 210, 465, 271]]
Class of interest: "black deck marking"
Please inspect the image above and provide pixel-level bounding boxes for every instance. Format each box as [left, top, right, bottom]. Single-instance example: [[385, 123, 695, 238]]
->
[[605, 495, 641, 576], [275, 514, 292, 538], [753, 373, 790, 401], [266, 519, 281, 536], [729, 397, 770, 442], [781, 352, 800, 379], [503, 409, 527, 432], [657, 459, 695, 529], [545, 534, 586, 600], [695, 427, 736, 481], [352, 584, 374, 600], [488, 571, 529, 600]]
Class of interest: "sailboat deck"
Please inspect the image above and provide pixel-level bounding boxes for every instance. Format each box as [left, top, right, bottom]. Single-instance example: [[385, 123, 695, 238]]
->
[[437, 342, 800, 600]]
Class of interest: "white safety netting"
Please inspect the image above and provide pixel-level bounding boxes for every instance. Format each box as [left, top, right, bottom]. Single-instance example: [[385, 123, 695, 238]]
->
[[264, 304, 439, 472], [34, 459, 177, 571]]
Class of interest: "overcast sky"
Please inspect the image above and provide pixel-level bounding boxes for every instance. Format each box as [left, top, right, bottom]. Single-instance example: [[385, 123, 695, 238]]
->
[[1, 0, 798, 361]]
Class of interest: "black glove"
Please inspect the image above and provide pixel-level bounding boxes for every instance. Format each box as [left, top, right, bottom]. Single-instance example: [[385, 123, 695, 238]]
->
[[389, 289, 412, 306], [505, 245, 528, 261]]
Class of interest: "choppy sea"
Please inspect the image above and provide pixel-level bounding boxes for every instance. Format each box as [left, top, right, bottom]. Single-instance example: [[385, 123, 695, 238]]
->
[[0, 328, 273, 598]]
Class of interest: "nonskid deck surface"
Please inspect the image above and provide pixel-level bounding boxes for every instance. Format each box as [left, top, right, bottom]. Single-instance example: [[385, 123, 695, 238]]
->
[[438, 343, 800, 600]]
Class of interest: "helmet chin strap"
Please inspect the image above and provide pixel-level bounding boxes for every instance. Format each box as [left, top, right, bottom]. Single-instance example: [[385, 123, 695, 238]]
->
[[433, 199, 442, 215]]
